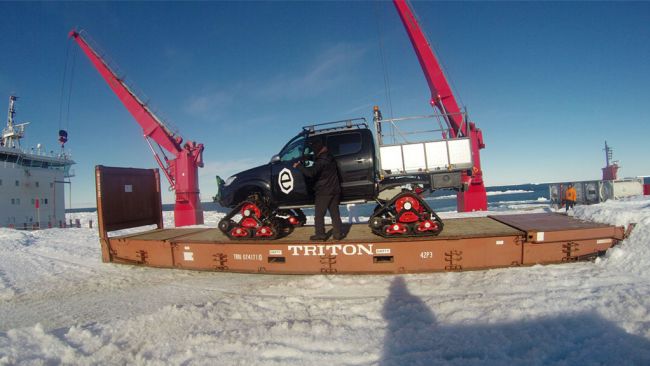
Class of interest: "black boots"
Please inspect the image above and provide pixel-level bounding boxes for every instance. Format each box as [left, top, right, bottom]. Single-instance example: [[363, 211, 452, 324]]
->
[[310, 234, 329, 241]]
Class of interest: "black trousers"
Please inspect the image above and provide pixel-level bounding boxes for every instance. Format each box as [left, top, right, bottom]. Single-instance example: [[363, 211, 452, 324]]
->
[[565, 200, 576, 211], [314, 194, 342, 237]]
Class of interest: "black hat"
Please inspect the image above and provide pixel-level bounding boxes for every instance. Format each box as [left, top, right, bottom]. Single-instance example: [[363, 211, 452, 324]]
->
[[308, 138, 324, 152]]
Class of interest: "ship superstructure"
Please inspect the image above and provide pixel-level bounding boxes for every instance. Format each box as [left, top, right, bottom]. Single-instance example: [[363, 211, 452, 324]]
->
[[1, 96, 74, 228]]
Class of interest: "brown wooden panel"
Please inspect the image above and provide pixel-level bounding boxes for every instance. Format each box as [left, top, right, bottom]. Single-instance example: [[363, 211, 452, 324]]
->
[[489, 213, 623, 243], [340, 217, 523, 242], [175, 217, 523, 244], [522, 238, 617, 265], [490, 213, 610, 231], [126, 228, 211, 241], [95, 165, 163, 234], [109, 238, 174, 267]]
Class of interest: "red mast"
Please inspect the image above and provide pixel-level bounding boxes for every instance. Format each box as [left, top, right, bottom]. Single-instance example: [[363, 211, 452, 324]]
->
[[392, 0, 487, 212], [70, 30, 204, 226], [601, 141, 618, 181]]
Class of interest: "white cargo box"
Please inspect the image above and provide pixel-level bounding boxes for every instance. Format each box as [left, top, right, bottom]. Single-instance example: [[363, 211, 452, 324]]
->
[[608, 179, 644, 199], [548, 178, 643, 207], [379, 138, 473, 175]]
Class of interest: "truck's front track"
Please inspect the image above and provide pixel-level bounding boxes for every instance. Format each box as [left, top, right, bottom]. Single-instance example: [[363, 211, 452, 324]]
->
[[218, 196, 306, 240]]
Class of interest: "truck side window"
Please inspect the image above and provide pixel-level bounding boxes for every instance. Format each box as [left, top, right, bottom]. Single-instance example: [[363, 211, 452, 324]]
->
[[279, 136, 305, 162], [303, 145, 315, 160], [327, 132, 362, 157]]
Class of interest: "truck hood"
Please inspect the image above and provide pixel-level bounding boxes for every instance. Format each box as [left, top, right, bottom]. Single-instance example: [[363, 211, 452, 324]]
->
[[217, 163, 271, 208], [225, 163, 269, 184]]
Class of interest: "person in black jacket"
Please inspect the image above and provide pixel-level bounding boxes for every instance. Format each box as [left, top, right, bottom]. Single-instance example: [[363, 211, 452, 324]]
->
[[293, 138, 343, 241]]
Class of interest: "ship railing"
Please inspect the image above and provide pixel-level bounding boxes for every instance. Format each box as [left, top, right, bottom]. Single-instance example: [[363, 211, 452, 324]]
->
[[1, 145, 73, 160], [374, 111, 467, 145]]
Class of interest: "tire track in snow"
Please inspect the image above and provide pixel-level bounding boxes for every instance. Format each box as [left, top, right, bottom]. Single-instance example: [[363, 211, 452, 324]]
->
[[0, 241, 216, 331], [0, 267, 17, 300]]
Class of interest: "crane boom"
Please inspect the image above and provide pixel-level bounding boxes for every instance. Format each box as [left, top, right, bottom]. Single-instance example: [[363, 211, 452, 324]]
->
[[392, 0, 487, 212], [392, 0, 465, 137], [70, 30, 204, 226], [70, 31, 182, 157]]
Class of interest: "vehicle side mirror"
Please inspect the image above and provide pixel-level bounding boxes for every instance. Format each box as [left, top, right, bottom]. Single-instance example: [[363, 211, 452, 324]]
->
[[270, 154, 281, 163]]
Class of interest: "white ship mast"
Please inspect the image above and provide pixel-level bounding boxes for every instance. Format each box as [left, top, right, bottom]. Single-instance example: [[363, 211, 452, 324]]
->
[[1, 95, 30, 149]]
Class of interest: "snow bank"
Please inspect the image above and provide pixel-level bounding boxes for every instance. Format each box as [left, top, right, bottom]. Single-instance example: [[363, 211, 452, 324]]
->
[[1, 197, 649, 365], [577, 196, 650, 278]]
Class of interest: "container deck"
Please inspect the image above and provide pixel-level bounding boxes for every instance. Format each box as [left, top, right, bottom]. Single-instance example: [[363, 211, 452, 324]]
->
[[96, 166, 626, 274]]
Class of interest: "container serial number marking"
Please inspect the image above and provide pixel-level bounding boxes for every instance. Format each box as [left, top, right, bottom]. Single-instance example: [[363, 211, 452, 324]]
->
[[233, 254, 263, 261], [420, 251, 433, 259]]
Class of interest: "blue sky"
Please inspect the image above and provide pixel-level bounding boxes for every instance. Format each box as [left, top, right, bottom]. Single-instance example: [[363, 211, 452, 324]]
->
[[2, 1, 649, 208]]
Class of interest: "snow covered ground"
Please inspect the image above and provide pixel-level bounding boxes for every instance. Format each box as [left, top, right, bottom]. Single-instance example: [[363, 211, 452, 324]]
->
[[1, 197, 650, 365]]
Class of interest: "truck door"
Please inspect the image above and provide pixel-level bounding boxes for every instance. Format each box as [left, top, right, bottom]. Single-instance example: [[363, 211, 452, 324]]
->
[[324, 131, 375, 201], [270, 134, 312, 206]]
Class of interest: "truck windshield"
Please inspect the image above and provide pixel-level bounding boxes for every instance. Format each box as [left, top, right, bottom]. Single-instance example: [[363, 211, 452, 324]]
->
[[279, 135, 305, 162]]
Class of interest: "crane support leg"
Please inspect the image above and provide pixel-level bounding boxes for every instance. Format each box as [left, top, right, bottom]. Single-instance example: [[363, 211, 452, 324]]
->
[[457, 178, 487, 212], [173, 150, 204, 226], [175, 192, 203, 226], [458, 124, 487, 212]]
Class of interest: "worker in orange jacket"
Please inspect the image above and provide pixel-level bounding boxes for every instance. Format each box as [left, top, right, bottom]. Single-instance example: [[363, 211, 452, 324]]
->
[[565, 183, 577, 212]]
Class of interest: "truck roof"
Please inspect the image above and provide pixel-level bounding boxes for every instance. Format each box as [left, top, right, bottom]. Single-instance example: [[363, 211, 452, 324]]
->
[[302, 118, 368, 136]]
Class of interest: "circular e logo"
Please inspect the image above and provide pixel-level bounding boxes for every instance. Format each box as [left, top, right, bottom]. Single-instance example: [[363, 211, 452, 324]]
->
[[278, 168, 294, 194]]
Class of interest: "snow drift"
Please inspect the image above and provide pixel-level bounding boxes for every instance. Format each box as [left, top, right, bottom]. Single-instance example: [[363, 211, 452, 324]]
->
[[1, 197, 649, 365]]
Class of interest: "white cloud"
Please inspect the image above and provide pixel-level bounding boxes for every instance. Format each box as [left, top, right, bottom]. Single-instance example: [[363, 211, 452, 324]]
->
[[185, 42, 368, 116], [185, 90, 234, 117], [256, 42, 367, 100]]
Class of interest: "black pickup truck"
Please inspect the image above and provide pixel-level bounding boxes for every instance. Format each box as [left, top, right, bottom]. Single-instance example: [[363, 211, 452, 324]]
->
[[215, 118, 470, 240], [217, 120, 376, 210]]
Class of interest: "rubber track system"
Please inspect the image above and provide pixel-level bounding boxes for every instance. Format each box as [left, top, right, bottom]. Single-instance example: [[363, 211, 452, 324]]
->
[[277, 208, 307, 227], [218, 198, 305, 240], [368, 191, 444, 238]]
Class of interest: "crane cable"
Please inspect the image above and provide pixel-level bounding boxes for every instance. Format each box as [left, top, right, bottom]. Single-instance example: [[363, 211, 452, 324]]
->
[[57, 41, 71, 130], [373, 1, 395, 135], [409, 1, 466, 115], [58, 39, 77, 145], [65, 46, 77, 134], [57, 39, 78, 211]]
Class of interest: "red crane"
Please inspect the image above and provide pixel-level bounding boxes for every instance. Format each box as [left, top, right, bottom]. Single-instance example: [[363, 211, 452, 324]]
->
[[392, 0, 488, 211], [70, 30, 205, 226]]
